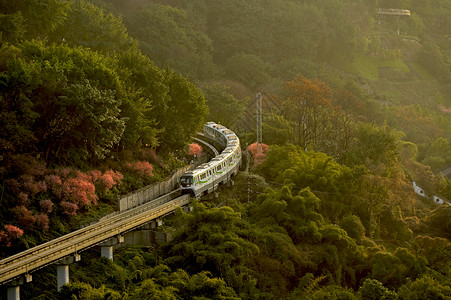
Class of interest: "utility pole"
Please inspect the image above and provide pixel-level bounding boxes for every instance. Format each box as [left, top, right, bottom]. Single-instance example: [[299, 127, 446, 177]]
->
[[256, 92, 263, 156]]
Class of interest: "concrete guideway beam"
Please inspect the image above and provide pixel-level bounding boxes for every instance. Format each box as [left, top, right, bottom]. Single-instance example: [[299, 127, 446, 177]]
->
[[0, 195, 190, 285]]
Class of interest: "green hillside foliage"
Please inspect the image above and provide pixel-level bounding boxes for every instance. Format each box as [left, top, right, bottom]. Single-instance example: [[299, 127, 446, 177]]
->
[[0, 0, 207, 256]]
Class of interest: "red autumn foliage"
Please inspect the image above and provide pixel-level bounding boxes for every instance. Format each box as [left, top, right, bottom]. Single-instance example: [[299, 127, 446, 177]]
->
[[62, 177, 98, 207], [40, 199, 54, 214], [45, 174, 63, 197], [88, 170, 102, 183], [5, 224, 23, 238], [126, 161, 154, 177], [18, 192, 29, 205], [247, 142, 269, 161], [12, 205, 36, 228], [0, 225, 24, 247], [139, 148, 163, 166], [60, 201, 79, 216], [21, 175, 40, 196], [100, 170, 123, 190], [56, 167, 75, 178], [189, 143, 203, 158], [36, 213, 50, 230]]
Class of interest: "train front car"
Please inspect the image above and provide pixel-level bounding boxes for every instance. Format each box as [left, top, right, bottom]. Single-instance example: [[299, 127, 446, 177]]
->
[[180, 171, 195, 196], [180, 122, 241, 198]]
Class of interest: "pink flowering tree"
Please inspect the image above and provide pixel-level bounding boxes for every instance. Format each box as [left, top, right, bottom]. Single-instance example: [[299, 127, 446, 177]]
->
[[189, 143, 203, 158], [12, 206, 36, 228], [45, 174, 63, 198], [40, 199, 54, 214], [61, 177, 98, 207], [247, 142, 269, 163], [18, 192, 29, 205], [0, 225, 24, 247], [60, 201, 79, 216], [126, 161, 154, 178], [100, 170, 123, 190], [36, 213, 50, 230]]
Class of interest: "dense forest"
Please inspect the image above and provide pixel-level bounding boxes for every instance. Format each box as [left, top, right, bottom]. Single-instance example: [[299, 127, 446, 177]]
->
[[0, 0, 450, 299]]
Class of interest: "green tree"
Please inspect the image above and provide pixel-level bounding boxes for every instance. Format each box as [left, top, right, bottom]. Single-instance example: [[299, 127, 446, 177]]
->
[[0, 45, 40, 155], [340, 215, 366, 244], [156, 69, 208, 150], [225, 53, 270, 89], [129, 279, 177, 300], [398, 275, 451, 300], [263, 113, 293, 146], [342, 123, 401, 170], [51, 0, 136, 54], [0, 12, 26, 44], [123, 2, 217, 80], [48, 80, 125, 165], [0, 0, 71, 39], [200, 83, 247, 127], [116, 49, 166, 149], [358, 278, 398, 300], [59, 282, 122, 300]]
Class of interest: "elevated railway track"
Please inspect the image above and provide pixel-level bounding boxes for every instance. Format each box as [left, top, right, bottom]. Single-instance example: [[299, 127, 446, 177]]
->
[[0, 192, 189, 285], [0, 122, 241, 299]]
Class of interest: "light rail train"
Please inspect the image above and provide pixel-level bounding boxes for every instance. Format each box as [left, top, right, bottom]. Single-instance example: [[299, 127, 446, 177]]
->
[[180, 122, 241, 197]]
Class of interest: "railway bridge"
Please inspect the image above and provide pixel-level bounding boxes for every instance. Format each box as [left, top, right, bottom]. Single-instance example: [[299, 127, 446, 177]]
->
[[0, 133, 226, 300]]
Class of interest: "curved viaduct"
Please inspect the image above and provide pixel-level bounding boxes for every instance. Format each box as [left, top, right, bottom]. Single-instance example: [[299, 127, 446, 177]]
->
[[0, 135, 224, 299]]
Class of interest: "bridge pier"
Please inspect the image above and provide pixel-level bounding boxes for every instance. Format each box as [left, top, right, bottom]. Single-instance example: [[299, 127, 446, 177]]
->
[[183, 205, 193, 213], [6, 274, 32, 300], [99, 235, 124, 261], [55, 254, 81, 291]]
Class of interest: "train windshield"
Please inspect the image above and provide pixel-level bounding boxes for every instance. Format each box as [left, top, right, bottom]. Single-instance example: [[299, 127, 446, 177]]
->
[[180, 176, 193, 187]]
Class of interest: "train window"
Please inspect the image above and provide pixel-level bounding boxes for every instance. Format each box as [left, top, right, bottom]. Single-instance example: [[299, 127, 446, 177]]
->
[[180, 176, 193, 187]]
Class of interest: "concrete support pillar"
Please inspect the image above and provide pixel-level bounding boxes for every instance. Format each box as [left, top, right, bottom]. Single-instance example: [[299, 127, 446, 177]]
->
[[6, 274, 32, 300], [57, 265, 69, 291], [55, 254, 81, 292], [150, 219, 163, 229], [208, 192, 218, 200], [101, 246, 113, 260], [7, 286, 20, 300], [156, 230, 173, 244], [183, 206, 193, 213], [99, 235, 124, 261]]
